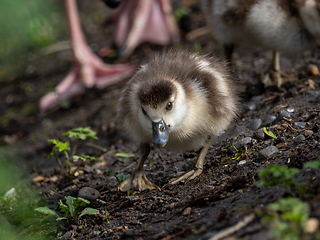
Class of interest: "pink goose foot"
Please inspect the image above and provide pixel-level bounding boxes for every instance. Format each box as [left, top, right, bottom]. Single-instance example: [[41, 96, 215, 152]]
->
[[40, 0, 136, 112], [107, 0, 179, 58]]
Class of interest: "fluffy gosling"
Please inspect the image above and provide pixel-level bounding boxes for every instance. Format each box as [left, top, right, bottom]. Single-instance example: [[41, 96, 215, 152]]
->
[[201, 0, 320, 87], [117, 50, 238, 191]]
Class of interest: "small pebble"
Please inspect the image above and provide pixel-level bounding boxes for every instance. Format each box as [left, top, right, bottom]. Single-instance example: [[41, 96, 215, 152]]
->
[[304, 130, 313, 136], [93, 231, 101, 235], [259, 146, 279, 159], [250, 95, 263, 102], [307, 79, 316, 90], [238, 160, 247, 165], [263, 115, 277, 126], [276, 142, 287, 148], [255, 128, 265, 140], [183, 207, 192, 216], [308, 90, 319, 97], [246, 102, 257, 111], [236, 137, 252, 147], [78, 187, 101, 201], [305, 218, 319, 233], [294, 135, 305, 143], [279, 110, 293, 118], [307, 64, 319, 76], [294, 122, 306, 129], [248, 119, 262, 131], [62, 231, 73, 240], [83, 166, 94, 173]]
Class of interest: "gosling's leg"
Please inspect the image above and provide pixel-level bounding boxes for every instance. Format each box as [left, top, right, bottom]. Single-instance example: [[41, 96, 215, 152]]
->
[[261, 51, 296, 88], [169, 137, 213, 185], [119, 143, 160, 191]]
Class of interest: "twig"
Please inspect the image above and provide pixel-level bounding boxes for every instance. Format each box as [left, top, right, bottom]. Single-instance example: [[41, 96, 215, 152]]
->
[[287, 123, 303, 132], [185, 26, 211, 42], [258, 95, 278, 105], [85, 142, 107, 152], [282, 117, 293, 122], [208, 213, 255, 240]]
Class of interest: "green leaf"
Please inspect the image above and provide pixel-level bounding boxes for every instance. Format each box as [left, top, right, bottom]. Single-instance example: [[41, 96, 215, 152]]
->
[[79, 207, 99, 219], [73, 155, 102, 163], [232, 143, 239, 152], [34, 207, 58, 217], [303, 160, 320, 170], [116, 173, 130, 183], [268, 197, 309, 222], [48, 139, 70, 152], [104, 170, 130, 183], [263, 127, 277, 139], [115, 153, 135, 158], [65, 196, 76, 217], [258, 164, 299, 187], [73, 197, 90, 208], [63, 126, 98, 140], [56, 217, 68, 221], [59, 199, 70, 217], [173, 7, 191, 22], [3, 187, 17, 201]]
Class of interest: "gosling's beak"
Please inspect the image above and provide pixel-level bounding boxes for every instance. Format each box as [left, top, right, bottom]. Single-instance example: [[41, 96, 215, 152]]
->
[[152, 119, 169, 147]]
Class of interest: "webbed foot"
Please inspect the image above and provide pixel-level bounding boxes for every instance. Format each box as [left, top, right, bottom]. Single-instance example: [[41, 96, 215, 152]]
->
[[168, 167, 203, 185], [262, 69, 296, 88], [119, 169, 160, 192], [261, 51, 296, 88]]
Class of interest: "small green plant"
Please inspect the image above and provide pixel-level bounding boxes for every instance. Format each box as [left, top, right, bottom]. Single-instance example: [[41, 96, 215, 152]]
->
[[258, 164, 306, 197], [26, 17, 56, 47], [105, 170, 130, 184], [105, 207, 110, 223], [35, 196, 99, 224], [173, 7, 191, 22], [263, 127, 277, 139], [232, 143, 239, 152], [259, 161, 320, 198], [115, 152, 135, 158], [303, 160, 320, 170], [47, 126, 100, 174], [262, 197, 309, 240]]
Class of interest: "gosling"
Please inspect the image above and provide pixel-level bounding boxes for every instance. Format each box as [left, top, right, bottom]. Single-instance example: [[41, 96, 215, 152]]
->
[[117, 50, 238, 191], [200, 0, 320, 87]]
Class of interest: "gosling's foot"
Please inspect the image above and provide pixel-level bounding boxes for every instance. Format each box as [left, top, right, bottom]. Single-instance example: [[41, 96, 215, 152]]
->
[[261, 69, 296, 88], [168, 167, 203, 185], [119, 169, 160, 192]]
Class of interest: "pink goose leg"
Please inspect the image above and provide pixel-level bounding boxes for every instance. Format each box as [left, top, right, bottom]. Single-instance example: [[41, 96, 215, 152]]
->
[[40, 0, 136, 112]]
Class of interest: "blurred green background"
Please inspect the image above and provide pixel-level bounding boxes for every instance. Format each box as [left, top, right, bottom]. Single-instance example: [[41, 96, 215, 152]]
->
[[0, 0, 66, 82]]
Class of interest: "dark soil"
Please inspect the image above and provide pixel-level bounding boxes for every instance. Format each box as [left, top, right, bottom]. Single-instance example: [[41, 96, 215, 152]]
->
[[1, 1, 320, 240]]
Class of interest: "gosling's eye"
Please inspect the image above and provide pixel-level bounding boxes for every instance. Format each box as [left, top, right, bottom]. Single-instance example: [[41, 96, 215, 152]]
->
[[141, 107, 147, 116], [166, 102, 173, 111]]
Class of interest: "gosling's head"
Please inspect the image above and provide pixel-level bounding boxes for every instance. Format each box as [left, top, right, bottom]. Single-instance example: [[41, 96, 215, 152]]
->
[[136, 78, 187, 147]]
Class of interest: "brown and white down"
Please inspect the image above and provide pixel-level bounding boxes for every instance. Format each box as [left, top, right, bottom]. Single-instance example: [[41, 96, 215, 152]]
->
[[200, 0, 320, 87], [117, 50, 238, 191]]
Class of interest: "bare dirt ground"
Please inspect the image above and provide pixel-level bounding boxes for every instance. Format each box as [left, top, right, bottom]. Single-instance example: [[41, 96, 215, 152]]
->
[[0, 1, 320, 240]]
